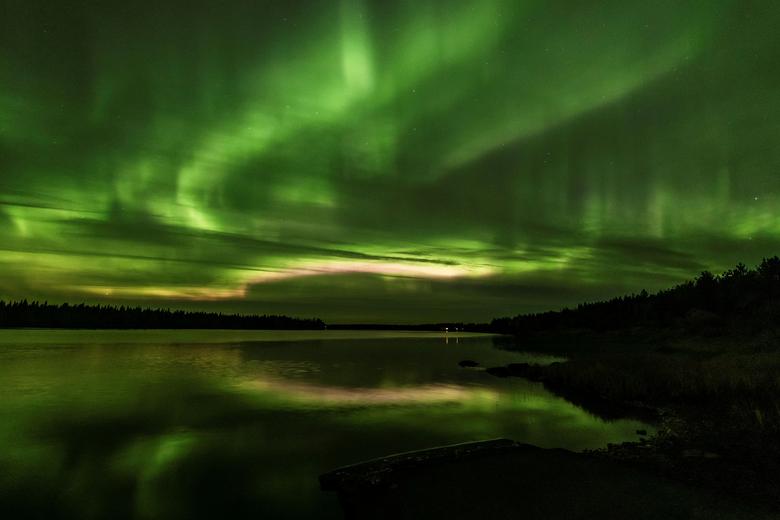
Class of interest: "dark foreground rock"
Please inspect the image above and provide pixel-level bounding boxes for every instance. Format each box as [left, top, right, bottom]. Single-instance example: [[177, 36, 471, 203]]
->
[[458, 360, 480, 367], [320, 439, 773, 519]]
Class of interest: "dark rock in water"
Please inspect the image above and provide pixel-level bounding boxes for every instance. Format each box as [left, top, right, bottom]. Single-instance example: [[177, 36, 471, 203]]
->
[[486, 366, 511, 377], [458, 360, 480, 368], [637, 429, 648, 436], [320, 439, 518, 493]]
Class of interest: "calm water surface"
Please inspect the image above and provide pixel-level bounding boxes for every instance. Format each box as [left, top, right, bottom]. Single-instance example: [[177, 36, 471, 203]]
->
[[0, 330, 651, 519]]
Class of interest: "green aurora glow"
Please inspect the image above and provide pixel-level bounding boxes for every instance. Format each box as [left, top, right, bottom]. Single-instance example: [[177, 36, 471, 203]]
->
[[1, 0, 779, 322]]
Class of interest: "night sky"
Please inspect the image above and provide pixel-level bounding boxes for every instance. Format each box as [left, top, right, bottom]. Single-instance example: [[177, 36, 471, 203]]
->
[[1, 1, 779, 323]]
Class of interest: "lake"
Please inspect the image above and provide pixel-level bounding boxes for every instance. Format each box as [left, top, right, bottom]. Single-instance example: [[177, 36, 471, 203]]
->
[[0, 330, 651, 519]]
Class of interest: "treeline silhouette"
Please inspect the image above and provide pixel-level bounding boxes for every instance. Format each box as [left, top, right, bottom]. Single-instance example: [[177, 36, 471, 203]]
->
[[492, 256, 780, 335], [0, 300, 325, 330]]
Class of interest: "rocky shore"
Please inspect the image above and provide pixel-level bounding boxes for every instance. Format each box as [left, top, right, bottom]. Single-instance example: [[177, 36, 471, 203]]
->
[[321, 438, 776, 519], [481, 360, 780, 512]]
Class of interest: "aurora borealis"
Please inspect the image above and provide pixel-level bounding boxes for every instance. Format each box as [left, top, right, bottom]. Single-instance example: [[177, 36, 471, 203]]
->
[[1, 1, 779, 322]]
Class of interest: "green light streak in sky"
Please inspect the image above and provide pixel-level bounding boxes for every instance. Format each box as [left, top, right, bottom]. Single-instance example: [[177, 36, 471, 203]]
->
[[1, 0, 780, 322]]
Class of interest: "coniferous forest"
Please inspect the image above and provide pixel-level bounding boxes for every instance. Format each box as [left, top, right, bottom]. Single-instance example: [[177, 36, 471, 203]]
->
[[492, 257, 780, 336], [0, 300, 325, 330]]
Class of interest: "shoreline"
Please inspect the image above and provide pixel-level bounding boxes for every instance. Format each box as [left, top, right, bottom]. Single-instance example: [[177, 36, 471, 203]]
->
[[0, 328, 497, 344], [482, 328, 780, 511]]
